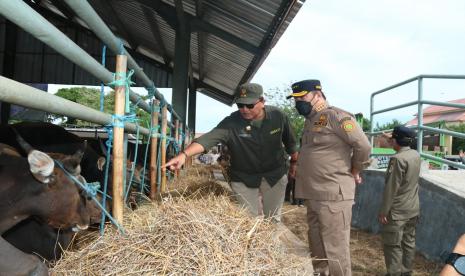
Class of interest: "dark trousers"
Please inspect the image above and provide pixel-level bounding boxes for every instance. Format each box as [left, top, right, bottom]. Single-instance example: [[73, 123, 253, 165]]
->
[[382, 216, 418, 276], [285, 177, 304, 205]]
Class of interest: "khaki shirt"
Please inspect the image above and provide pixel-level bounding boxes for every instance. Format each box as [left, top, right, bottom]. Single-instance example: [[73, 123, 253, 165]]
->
[[380, 147, 421, 220], [194, 106, 297, 188], [295, 105, 371, 200]]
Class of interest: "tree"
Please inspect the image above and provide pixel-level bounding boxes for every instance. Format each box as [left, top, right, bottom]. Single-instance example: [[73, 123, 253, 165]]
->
[[50, 87, 151, 128], [265, 84, 305, 141], [374, 119, 404, 131]]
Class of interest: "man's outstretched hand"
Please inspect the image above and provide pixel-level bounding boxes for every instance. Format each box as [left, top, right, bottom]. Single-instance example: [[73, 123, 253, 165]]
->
[[163, 153, 186, 171]]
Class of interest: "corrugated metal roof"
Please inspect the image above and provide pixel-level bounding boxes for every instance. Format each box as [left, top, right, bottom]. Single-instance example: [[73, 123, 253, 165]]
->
[[34, 0, 305, 105]]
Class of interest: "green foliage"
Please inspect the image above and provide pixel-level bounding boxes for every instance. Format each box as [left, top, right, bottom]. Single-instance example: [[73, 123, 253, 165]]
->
[[265, 84, 305, 141], [50, 87, 151, 127], [361, 118, 372, 132], [446, 123, 465, 154], [374, 119, 404, 131]]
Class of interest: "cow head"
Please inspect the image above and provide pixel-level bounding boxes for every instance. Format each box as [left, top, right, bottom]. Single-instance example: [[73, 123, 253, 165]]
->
[[0, 130, 92, 233]]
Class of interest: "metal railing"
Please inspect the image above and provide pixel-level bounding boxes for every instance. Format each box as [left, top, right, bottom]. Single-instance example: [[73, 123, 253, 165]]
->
[[369, 74, 465, 169]]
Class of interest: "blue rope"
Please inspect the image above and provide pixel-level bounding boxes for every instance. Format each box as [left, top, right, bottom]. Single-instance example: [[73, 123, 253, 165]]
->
[[54, 159, 125, 234], [156, 132, 163, 187], [146, 84, 156, 99], [140, 118, 153, 194], [119, 40, 125, 55], [124, 123, 140, 202], [54, 160, 100, 198], [130, 98, 143, 114], [100, 45, 107, 112], [100, 126, 113, 235], [111, 114, 138, 129], [107, 69, 135, 113]]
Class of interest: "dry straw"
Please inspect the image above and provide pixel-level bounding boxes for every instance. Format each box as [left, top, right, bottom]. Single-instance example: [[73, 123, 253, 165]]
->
[[51, 166, 311, 275]]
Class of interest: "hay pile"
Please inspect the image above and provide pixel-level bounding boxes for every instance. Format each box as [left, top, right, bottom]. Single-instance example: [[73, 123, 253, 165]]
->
[[51, 171, 311, 275]]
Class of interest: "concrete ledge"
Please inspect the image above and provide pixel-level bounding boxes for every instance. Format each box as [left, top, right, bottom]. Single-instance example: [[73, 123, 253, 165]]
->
[[353, 169, 465, 261]]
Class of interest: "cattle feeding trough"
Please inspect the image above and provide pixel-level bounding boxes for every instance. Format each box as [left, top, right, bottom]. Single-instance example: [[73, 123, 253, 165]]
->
[[51, 166, 313, 275]]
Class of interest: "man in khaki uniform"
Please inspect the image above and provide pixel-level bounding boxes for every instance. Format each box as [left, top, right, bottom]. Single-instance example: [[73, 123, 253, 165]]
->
[[379, 126, 421, 276], [287, 79, 371, 276], [165, 83, 298, 222]]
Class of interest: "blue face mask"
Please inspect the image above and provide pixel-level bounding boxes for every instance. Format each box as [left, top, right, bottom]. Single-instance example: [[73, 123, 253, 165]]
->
[[295, 101, 312, 116]]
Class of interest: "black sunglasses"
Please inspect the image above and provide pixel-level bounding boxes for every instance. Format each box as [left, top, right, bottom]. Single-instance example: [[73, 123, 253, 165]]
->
[[236, 101, 259, 109]]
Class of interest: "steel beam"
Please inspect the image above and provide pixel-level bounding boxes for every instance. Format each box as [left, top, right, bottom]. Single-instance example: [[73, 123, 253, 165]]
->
[[0, 76, 148, 135], [142, 6, 170, 65]]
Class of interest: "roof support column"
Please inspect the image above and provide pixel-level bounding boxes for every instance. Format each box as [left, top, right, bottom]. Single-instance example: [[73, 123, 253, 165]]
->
[[171, 3, 190, 125], [188, 82, 197, 132]]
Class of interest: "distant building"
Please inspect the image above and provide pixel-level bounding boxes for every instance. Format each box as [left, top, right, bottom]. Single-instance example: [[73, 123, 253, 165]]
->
[[406, 98, 465, 154]]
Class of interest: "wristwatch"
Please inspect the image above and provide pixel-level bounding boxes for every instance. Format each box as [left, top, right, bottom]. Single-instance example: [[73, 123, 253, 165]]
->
[[446, 252, 465, 275]]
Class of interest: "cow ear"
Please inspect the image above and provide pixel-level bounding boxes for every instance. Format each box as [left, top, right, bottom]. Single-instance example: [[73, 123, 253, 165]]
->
[[28, 150, 55, 184], [97, 156, 106, 171]]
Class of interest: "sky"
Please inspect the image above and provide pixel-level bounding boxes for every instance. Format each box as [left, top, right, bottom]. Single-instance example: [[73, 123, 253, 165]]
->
[[50, 0, 465, 133]]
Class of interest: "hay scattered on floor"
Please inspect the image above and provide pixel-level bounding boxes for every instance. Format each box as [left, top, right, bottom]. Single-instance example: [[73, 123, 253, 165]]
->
[[52, 188, 310, 275]]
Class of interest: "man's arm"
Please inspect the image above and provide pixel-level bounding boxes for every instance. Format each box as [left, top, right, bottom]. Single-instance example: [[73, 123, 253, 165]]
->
[[440, 234, 465, 276], [331, 113, 371, 183], [164, 142, 205, 170], [281, 110, 298, 155], [164, 123, 230, 171]]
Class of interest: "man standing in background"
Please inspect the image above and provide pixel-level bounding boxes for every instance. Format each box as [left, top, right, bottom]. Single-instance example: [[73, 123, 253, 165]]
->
[[379, 126, 421, 276]]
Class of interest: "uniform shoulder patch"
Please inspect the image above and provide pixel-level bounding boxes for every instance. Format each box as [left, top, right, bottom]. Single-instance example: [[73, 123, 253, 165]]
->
[[342, 119, 355, 132]]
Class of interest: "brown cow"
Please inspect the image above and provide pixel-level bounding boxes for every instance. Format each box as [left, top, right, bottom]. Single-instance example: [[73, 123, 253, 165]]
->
[[0, 133, 91, 275]]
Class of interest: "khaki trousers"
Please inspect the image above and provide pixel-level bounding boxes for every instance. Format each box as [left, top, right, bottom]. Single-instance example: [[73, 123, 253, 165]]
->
[[382, 216, 418, 276], [306, 200, 353, 276], [230, 174, 287, 222]]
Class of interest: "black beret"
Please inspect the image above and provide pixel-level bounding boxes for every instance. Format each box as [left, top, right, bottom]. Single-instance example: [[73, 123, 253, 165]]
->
[[392, 126, 416, 140]]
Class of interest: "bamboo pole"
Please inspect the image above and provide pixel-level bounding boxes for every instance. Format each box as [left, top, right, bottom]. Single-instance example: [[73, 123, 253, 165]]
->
[[160, 105, 168, 193], [112, 55, 127, 224], [149, 100, 160, 200]]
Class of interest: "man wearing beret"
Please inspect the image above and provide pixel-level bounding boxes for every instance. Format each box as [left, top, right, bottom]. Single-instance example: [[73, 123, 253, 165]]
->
[[287, 79, 371, 276], [379, 126, 421, 276], [164, 83, 298, 222]]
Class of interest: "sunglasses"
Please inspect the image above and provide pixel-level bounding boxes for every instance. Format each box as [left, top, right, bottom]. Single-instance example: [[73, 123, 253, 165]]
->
[[236, 101, 259, 109]]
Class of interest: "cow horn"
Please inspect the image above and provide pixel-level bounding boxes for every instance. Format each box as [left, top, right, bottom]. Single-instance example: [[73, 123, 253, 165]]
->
[[12, 128, 34, 154]]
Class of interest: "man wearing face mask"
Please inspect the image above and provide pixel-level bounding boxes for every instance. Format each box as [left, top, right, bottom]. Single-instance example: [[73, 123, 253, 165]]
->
[[164, 83, 298, 222], [287, 79, 371, 276]]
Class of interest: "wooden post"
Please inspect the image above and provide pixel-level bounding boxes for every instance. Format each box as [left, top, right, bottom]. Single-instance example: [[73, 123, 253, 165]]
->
[[149, 99, 160, 200], [160, 105, 168, 192], [174, 120, 180, 178], [112, 54, 127, 225]]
